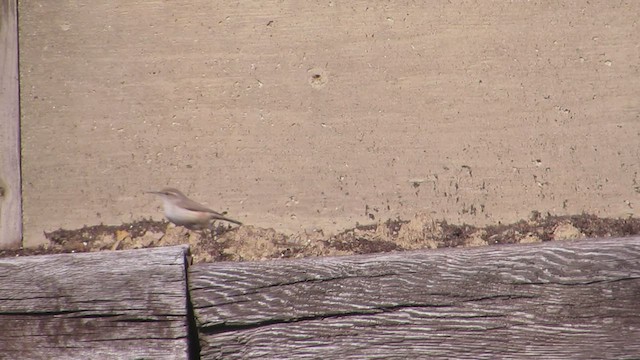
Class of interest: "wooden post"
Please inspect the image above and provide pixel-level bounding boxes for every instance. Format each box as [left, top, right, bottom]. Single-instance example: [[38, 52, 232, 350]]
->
[[0, 0, 21, 249], [190, 237, 640, 359], [0, 246, 191, 359]]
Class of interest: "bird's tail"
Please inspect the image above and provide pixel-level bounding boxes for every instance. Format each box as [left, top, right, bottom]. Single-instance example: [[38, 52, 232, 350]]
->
[[213, 214, 243, 226]]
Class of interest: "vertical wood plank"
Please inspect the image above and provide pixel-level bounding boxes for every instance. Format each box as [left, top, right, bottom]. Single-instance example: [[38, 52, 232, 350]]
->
[[0, 0, 22, 249]]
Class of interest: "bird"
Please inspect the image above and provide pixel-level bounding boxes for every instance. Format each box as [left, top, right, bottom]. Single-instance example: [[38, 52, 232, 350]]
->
[[147, 187, 242, 229]]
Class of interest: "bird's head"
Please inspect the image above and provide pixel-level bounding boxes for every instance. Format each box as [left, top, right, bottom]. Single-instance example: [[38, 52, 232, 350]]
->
[[147, 187, 185, 201]]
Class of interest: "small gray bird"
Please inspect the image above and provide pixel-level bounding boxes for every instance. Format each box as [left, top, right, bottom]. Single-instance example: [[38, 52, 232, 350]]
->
[[148, 187, 242, 229]]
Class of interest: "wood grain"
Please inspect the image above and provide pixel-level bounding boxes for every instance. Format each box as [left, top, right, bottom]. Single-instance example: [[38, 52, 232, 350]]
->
[[0, 0, 22, 249], [190, 237, 640, 359], [0, 246, 190, 359]]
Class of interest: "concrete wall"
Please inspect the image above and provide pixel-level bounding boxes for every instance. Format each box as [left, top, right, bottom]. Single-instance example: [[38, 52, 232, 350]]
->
[[19, 1, 640, 246]]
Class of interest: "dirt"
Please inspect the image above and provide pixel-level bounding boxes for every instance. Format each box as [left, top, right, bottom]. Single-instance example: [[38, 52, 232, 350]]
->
[[3, 213, 639, 264]]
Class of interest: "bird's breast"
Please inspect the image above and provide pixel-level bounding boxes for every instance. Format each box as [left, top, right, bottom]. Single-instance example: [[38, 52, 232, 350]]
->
[[163, 201, 211, 226]]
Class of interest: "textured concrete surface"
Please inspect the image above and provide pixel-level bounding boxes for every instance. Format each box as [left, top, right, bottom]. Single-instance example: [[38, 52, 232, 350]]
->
[[19, 1, 640, 247]]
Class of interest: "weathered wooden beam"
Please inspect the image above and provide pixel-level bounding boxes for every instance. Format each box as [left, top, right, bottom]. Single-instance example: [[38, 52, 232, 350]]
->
[[0, 0, 22, 249], [190, 237, 640, 359], [0, 245, 190, 359]]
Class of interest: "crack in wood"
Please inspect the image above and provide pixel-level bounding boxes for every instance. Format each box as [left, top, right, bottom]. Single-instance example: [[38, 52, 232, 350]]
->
[[252, 271, 402, 289], [198, 309, 385, 335], [513, 276, 640, 286], [185, 251, 202, 360], [198, 299, 520, 335], [0, 309, 86, 316], [190, 271, 402, 292], [465, 294, 538, 302]]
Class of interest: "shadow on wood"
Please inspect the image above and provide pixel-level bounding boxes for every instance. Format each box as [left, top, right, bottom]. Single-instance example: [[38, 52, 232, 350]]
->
[[189, 237, 640, 359], [0, 245, 190, 359]]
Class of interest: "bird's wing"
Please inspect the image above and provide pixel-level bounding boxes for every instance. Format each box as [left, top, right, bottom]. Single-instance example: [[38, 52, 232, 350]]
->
[[181, 198, 226, 216], [181, 197, 243, 225]]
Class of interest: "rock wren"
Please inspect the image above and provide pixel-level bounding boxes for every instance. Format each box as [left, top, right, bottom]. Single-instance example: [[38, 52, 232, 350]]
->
[[148, 187, 242, 229]]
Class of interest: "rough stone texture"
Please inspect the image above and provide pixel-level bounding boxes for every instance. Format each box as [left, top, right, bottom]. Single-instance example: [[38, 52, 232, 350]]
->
[[19, 1, 640, 247]]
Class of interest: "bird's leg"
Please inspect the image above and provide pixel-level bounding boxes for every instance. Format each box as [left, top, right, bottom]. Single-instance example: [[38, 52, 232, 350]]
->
[[207, 220, 220, 241]]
